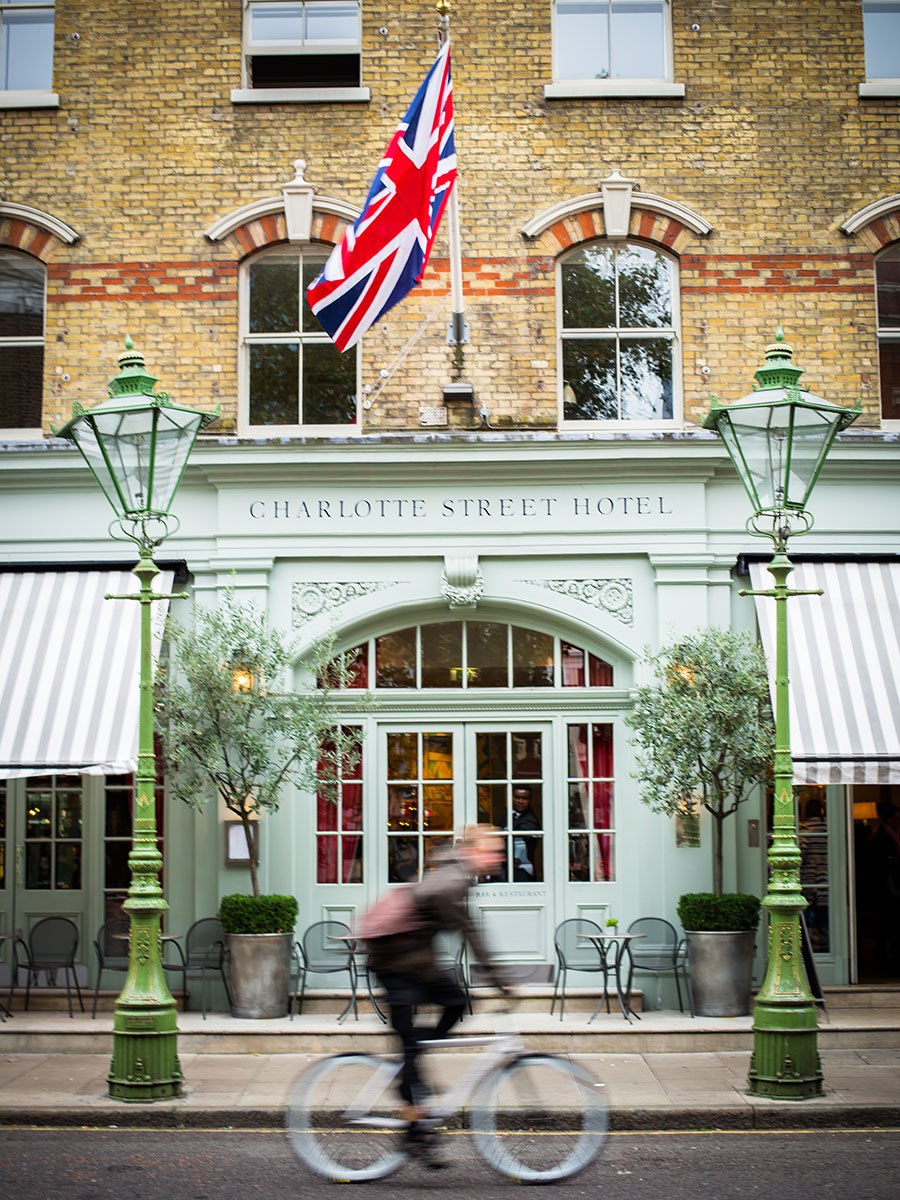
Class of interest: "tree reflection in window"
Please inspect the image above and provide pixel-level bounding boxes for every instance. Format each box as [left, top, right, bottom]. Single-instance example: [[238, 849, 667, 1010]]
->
[[561, 241, 676, 422]]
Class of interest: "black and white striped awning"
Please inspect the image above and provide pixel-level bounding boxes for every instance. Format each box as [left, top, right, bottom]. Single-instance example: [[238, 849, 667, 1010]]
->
[[0, 568, 174, 779], [749, 560, 900, 786]]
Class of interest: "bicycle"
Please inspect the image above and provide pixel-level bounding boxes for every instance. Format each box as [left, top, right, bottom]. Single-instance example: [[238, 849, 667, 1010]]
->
[[286, 1028, 608, 1183]]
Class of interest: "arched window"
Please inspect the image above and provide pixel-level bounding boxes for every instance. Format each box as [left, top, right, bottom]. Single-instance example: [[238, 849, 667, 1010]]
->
[[240, 245, 359, 432], [0, 248, 45, 433], [328, 620, 614, 690], [559, 240, 679, 424], [876, 244, 900, 422]]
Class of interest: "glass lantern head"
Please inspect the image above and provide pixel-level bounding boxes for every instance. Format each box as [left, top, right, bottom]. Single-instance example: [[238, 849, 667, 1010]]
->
[[704, 330, 860, 516], [58, 339, 215, 534]]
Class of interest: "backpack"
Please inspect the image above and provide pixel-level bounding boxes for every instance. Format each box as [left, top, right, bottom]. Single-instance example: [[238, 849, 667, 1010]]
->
[[355, 884, 423, 941]]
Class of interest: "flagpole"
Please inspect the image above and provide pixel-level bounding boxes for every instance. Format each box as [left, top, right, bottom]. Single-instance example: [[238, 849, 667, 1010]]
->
[[437, 0, 468, 347]]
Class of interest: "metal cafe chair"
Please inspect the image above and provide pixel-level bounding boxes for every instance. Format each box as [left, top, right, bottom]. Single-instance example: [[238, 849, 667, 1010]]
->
[[91, 916, 131, 1018], [296, 920, 359, 1022], [10, 916, 85, 1018], [162, 917, 231, 1018], [550, 917, 609, 1020], [625, 917, 693, 1015]]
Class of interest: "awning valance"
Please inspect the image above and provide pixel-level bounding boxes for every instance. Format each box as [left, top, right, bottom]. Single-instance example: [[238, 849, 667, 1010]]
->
[[749, 560, 900, 786], [0, 569, 174, 779]]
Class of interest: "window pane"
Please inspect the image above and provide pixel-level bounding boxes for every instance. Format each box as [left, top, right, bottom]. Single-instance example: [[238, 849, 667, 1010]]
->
[[617, 244, 672, 327], [610, 1, 665, 79], [593, 723, 613, 775], [556, 0, 609, 80], [619, 338, 673, 419], [387, 732, 417, 779], [568, 783, 590, 829], [317, 788, 338, 830], [55, 843, 81, 890], [317, 836, 338, 883], [249, 342, 298, 424], [1, 9, 54, 91], [341, 782, 362, 830], [388, 785, 418, 832], [593, 780, 614, 828], [589, 654, 614, 685], [561, 642, 585, 687], [26, 794, 51, 837], [423, 784, 453, 830], [477, 782, 506, 825], [0, 344, 43, 427], [567, 724, 588, 777], [342, 834, 362, 883], [512, 733, 543, 779], [593, 832, 615, 880], [0, 253, 44, 332], [26, 842, 51, 889], [512, 627, 554, 687], [467, 622, 509, 687], [376, 628, 417, 688], [863, 2, 900, 77], [569, 832, 590, 881], [876, 248, 900, 328], [105, 789, 132, 838], [389, 836, 419, 882], [476, 732, 507, 779], [304, 1, 359, 43], [421, 622, 463, 688], [250, 3, 304, 42], [56, 794, 82, 838], [423, 733, 453, 779], [302, 341, 357, 424], [301, 255, 328, 330], [562, 338, 617, 419], [879, 340, 900, 420], [249, 257, 298, 332], [562, 244, 616, 328]]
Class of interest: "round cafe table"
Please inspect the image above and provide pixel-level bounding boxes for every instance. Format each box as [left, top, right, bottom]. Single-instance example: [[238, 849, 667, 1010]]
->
[[578, 932, 644, 1023]]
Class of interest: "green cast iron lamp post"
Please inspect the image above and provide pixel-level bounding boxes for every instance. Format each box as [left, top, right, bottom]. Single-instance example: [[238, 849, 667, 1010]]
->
[[704, 329, 859, 1099], [58, 338, 215, 1101]]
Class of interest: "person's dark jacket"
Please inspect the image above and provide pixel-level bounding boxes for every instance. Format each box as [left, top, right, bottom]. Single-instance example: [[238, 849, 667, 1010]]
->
[[366, 847, 506, 985]]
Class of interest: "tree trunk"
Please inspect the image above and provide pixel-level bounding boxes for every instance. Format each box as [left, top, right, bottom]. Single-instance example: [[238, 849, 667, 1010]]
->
[[712, 813, 723, 898]]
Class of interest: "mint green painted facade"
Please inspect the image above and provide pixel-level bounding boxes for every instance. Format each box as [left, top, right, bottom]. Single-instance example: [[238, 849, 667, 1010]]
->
[[1, 430, 898, 1006]]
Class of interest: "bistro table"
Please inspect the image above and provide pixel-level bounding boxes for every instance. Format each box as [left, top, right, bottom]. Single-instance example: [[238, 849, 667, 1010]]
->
[[578, 932, 644, 1023], [325, 934, 389, 1024]]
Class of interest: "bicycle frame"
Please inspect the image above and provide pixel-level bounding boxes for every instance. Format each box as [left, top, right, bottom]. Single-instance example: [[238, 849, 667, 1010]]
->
[[348, 1032, 528, 1127]]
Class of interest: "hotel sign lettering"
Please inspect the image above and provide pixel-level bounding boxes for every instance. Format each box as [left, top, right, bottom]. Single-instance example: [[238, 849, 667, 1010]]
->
[[244, 491, 676, 527]]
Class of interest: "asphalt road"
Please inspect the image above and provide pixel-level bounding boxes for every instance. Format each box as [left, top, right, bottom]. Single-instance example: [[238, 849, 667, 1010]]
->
[[0, 1127, 898, 1200]]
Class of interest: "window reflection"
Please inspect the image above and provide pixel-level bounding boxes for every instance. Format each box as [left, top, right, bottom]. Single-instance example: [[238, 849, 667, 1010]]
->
[[329, 622, 616, 691]]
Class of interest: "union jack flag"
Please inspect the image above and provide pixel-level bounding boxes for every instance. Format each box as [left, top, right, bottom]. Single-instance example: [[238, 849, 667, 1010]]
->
[[307, 40, 456, 352]]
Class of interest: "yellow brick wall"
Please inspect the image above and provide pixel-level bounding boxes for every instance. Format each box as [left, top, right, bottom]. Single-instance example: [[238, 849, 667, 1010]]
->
[[0, 0, 895, 432]]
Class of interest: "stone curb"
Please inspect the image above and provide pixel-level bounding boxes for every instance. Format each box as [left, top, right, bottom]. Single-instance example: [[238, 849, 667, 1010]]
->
[[2, 1104, 899, 1132]]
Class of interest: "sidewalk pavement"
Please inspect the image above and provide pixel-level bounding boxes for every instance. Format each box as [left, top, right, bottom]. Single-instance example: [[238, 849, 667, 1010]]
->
[[1, 1011, 899, 1131]]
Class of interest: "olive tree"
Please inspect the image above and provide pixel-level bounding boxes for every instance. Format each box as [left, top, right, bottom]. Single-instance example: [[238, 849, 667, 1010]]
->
[[625, 626, 774, 897], [155, 592, 362, 898]]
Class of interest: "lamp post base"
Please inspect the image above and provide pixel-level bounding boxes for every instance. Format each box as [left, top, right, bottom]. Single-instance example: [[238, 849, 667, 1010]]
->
[[108, 1007, 183, 1102], [748, 1001, 823, 1099]]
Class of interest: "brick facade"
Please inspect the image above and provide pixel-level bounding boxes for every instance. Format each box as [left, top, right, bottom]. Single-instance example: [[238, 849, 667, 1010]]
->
[[1, 0, 897, 433]]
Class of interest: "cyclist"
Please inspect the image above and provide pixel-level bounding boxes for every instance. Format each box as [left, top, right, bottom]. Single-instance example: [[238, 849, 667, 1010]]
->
[[365, 825, 512, 1169]]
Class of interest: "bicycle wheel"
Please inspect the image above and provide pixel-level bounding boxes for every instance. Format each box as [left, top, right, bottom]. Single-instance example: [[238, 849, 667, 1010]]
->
[[469, 1053, 607, 1182], [287, 1053, 406, 1182]]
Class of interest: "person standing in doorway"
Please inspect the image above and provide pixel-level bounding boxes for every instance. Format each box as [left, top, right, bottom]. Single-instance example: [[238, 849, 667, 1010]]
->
[[511, 785, 540, 881]]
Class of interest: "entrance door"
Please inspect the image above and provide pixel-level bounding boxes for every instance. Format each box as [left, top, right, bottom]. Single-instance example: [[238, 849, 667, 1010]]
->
[[0, 775, 88, 984], [378, 723, 553, 966]]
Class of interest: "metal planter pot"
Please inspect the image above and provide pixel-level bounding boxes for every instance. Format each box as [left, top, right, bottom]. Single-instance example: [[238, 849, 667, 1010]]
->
[[226, 932, 292, 1019], [685, 930, 756, 1017]]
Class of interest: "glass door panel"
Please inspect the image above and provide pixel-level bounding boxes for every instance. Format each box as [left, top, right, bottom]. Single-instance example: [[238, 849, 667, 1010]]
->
[[384, 729, 457, 882], [473, 728, 545, 883]]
